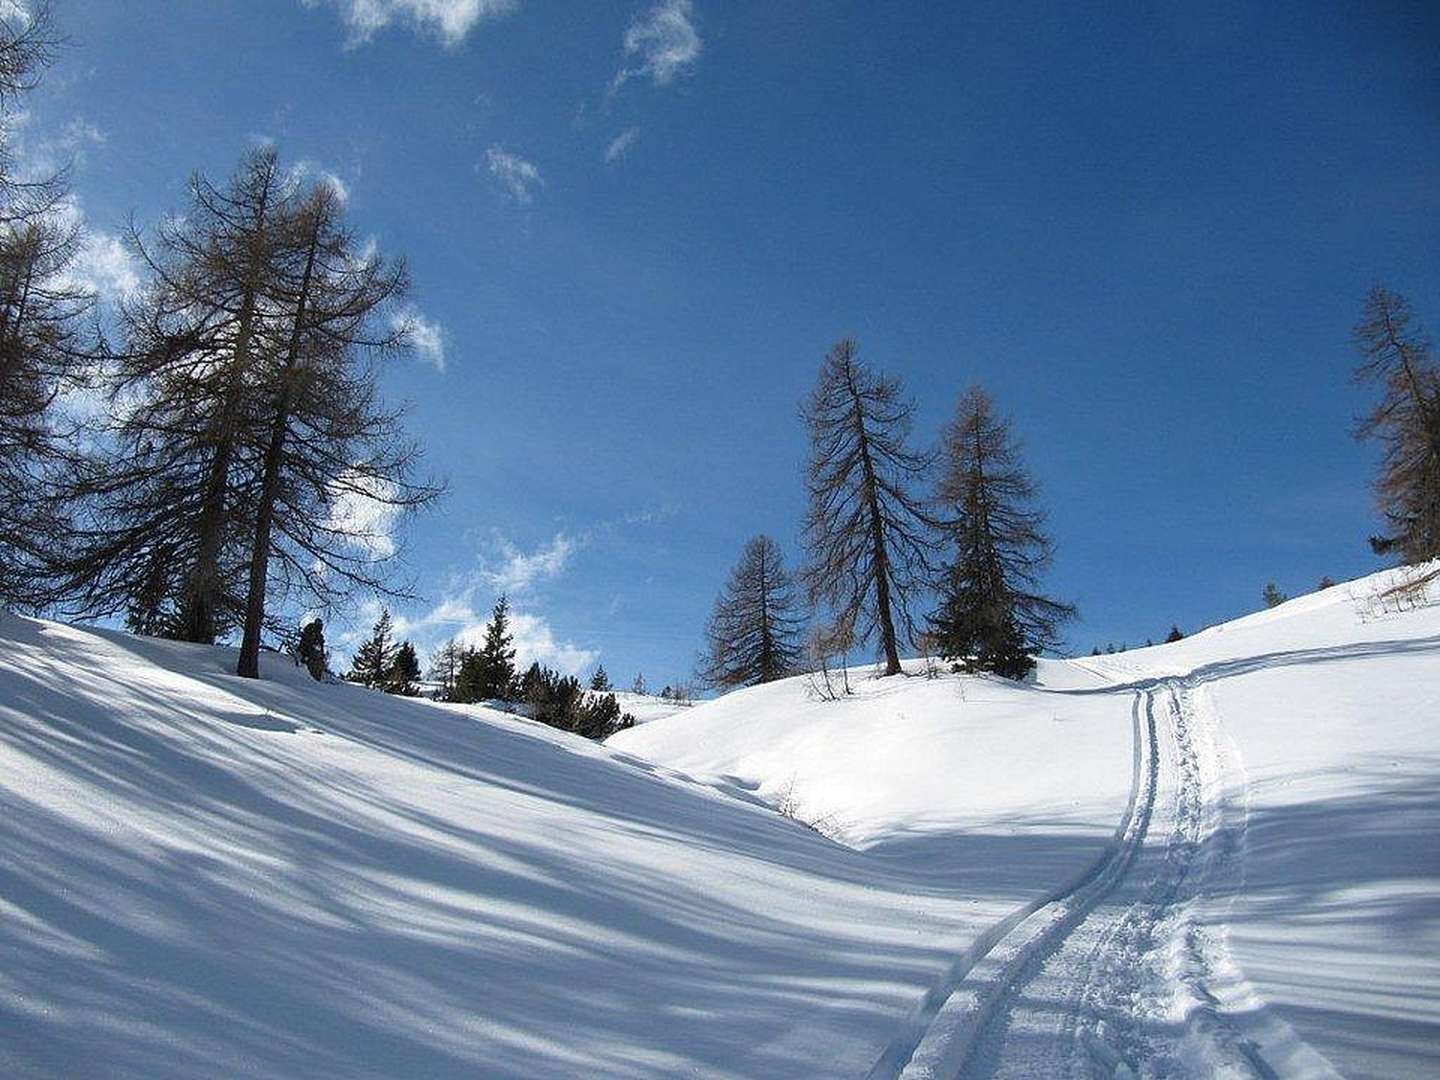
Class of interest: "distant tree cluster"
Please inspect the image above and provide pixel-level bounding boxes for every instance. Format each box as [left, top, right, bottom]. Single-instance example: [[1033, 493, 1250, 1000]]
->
[[417, 597, 633, 740], [348, 609, 421, 695], [701, 338, 1073, 684]]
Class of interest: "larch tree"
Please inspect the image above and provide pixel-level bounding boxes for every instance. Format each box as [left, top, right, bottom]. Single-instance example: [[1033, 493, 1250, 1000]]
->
[[56, 148, 295, 639], [699, 534, 803, 687], [802, 338, 936, 676], [929, 386, 1073, 679], [233, 178, 439, 679], [427, 637, 462, 701], [0, 5, 96, 610], [1353, 286, 1440, 564]]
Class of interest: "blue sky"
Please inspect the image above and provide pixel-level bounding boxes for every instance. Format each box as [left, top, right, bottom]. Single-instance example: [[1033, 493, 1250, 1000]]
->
[[31, 0, 1440, 683]]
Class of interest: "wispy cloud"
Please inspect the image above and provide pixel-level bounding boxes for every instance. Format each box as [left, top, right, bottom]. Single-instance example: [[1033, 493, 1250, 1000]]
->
[[325, 473, 401, 560], [392, 305, 446, 370], [604, 126, 640, 163], [611, 0, 701, 93], [66, 230, 140, 304], [306, 0, 517, 48], [485, 145, 543, 204], [290, 159, 351, 204], [380, 587, 598, 675], [483, 532, 582, 593]]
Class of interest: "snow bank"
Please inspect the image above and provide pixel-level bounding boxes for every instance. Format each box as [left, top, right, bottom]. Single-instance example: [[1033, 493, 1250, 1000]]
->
[[0, 614, 1123, 1079]]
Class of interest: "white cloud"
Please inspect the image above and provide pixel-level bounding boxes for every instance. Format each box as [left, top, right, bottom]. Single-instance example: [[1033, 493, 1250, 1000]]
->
[[325, 473, 401, 560], [291, 159, 351, 204], [485, 145, 542, 204], [392, 305, 446, 370], [385, 588, 597, 675], [611, 0, 701, 93], [508, 611, 598, 674], [483, 532, 582, 593], [66, 230, 140, 304], [307, 0, 517, 48], [604, 126, 640, 163]]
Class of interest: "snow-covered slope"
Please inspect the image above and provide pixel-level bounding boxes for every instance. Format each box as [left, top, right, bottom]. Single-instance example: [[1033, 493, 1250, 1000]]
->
[[0, 614, 1124, 1079], [615, 563, 1440, 1079], [4, 562, 1437, 1078]]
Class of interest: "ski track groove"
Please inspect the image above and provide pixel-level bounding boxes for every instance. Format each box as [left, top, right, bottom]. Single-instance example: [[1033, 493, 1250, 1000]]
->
[[874, 667, 1346, 1080]]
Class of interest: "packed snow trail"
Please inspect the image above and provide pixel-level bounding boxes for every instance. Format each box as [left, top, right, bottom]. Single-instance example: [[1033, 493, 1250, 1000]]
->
[[910, 679, 1347, 1079]]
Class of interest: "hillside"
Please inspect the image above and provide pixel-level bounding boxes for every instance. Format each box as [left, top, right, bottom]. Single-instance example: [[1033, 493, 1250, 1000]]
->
[[2, 563, 1437, 1078]]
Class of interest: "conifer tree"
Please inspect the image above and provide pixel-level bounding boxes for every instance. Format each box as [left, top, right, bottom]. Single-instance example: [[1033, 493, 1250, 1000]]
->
[[700, 534, 803, 687], [1353, 286, 1440, 563], [387, 641, 421, 696], [929, 386, 1073, 679], [0, 7, 98, 610], [349, 609, 395, 689], [1165, 625, 1184, 644], [589, 665, 611, 692], [468, 595, 517, 700], [233, 179, 439, 679], [296, 617, 328, 680], [802, 339, 936, 676]]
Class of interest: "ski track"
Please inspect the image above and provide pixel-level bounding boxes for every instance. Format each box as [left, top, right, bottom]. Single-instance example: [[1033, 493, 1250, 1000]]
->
[[881, 668, 1340, 1080]]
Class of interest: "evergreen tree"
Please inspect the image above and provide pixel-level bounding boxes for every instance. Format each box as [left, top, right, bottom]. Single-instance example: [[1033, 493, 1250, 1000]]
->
[[468, 595, 517, 700], [387, 641, 421, 696], [349, 609, 395, 688], [1165, 625, 1184, 644], [631, 672, 646, 695], [802, 339, 936, 676], [699, 534, 804, 687], [296, 617, 328, 680], [1353, 287, 1440, 563], [929, 386, 1074, 679], [1262, 582, 1288, 609], [589, 665, 611, 692]]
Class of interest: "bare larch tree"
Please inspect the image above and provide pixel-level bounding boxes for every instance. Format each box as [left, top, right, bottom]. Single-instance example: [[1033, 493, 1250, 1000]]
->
[[234, 179, 439, 679], [928, 385, 1073, 679], [802, 338, 936, 676], [1353, 286, 1440, 564], [700, 534, 804, 688], [0, 4, 96, 610]]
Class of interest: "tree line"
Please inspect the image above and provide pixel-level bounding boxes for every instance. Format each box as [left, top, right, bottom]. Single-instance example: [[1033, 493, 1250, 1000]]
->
[[701, 296, 1440, 690], [700, 341, 1073, 687]]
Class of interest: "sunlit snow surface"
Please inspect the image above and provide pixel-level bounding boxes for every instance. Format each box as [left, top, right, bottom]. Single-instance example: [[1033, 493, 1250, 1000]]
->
[[2, 563, 1437, 1077]]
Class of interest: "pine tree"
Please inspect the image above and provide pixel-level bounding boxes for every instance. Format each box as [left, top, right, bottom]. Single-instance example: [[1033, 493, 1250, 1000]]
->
[[1165, 625, 1184, 644], [700, 534, 804, 687], [929, 386, 1074, 679], [296, 618, 328, 680], [387, 641, 421, 696], [589, 665, 611, 692], [1353, 286, 1440, 563], [349, 609, 395, 689], [802, 339, 936, 676], [468, 595, 517, 700], [631, 672, 646, 695], [1262, 582, 1288, 609]]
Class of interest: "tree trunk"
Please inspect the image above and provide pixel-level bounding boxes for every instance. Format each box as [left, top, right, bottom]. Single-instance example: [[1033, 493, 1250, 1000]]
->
[[236, 221, 317, 679]]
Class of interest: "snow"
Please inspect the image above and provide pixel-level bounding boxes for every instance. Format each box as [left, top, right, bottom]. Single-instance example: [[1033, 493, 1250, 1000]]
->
[[2, 562, 1437, 1077]]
